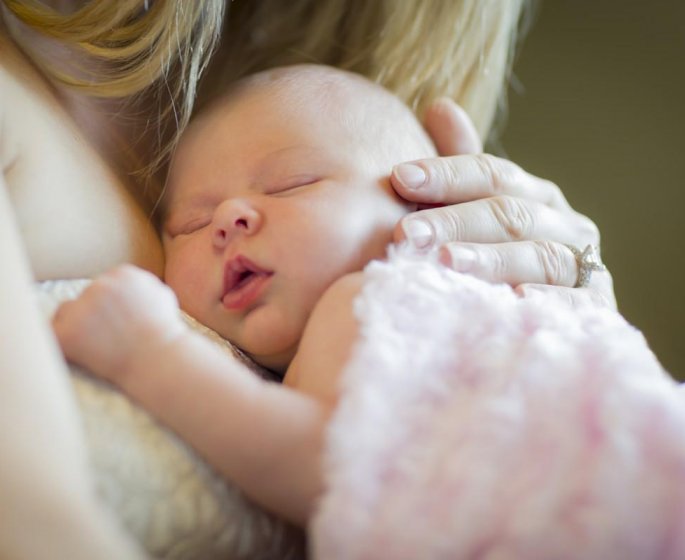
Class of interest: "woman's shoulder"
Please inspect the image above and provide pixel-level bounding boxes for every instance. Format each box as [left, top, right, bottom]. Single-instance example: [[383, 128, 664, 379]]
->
[[0, 32, 72, 171], [0, 31, 164, 280]]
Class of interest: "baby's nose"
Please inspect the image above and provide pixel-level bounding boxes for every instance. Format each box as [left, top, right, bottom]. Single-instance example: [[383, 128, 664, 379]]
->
[[211, 199, 262, 248]]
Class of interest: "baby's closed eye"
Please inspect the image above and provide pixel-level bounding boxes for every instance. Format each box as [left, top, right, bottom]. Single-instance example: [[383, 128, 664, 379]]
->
[[265, 175, 322, 196], [165, 215, 212, 238]]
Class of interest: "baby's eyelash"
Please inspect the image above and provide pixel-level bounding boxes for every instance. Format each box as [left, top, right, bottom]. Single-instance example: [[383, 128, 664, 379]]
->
[[168, 217, 211, 238], [268, 176, 322, 195], [183, 218, 211, 234]]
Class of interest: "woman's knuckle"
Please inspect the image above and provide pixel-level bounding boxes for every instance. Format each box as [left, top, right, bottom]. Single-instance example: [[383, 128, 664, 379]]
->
[[578, 215, 600, 244], [473, 154, 502, 192], [534, 240, 567, 285], [489, 196, 534, 240], [436, 208, 467, 241], [475, 154, 521, 194], [488, 247, 507, 277], [434, 158, 463, 193], [543, 179, 566, 206]]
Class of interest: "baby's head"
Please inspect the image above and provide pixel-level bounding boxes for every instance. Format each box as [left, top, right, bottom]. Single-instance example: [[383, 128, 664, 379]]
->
[[162, 64, 436, 372]]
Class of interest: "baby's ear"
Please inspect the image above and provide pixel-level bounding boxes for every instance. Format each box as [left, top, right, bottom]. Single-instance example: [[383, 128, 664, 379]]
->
[[423, 98, 483, 156]]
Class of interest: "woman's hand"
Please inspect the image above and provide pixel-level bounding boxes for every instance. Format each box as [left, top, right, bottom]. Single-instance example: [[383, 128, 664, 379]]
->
[[53, 265, 186, 384], [392, 99, 615, 309]]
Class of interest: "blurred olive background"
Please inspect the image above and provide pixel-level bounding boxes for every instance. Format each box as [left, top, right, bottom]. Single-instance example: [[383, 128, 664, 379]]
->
[[499, 1, 685, 380]]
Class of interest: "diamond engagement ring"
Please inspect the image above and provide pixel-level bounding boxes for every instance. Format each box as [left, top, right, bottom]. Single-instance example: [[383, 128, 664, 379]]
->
[[565, 244, 607, 288]]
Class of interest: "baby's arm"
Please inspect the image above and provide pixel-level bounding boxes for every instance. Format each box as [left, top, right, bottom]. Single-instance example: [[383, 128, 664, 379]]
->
[[54, 266, 330, 526]]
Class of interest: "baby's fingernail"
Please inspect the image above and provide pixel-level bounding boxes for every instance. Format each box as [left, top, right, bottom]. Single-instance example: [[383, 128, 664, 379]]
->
[[403, 218, 434, 249], [393, 163, 426, 190], [440, 246, 478, 272]]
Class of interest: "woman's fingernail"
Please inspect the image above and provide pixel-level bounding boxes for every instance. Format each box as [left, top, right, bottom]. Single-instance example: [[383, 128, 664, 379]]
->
[[393, 163, 426, 190], [403, 219, 434, 249], [440, 246, 478, 272]]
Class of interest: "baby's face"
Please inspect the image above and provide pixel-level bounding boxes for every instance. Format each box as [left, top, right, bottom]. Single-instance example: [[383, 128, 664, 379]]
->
[[162, 81, 417, 371]]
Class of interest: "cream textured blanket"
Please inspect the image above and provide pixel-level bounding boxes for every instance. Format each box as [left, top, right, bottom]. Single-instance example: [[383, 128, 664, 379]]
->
[[36, 280, 303, 560], [311, 249, 685, 560]]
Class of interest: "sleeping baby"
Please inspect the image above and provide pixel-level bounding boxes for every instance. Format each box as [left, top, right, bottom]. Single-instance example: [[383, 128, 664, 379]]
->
[[55, 63, 436, 524]]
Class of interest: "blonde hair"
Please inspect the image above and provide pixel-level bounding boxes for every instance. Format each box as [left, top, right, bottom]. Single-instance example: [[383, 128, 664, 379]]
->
[[1, 0, 224, 185], [1, 1, 528, 197], [204, 0, 530, 141]]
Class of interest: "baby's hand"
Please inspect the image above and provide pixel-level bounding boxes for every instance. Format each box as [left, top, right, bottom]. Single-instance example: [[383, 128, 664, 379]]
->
[[53, 265, 186, 385]]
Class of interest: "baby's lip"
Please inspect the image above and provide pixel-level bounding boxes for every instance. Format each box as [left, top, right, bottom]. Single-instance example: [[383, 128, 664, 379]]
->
[[222, 255, 273, 301]]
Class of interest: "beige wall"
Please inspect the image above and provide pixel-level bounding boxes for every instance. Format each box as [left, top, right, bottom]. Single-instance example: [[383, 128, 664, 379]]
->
[[500, 1, 685, 379]]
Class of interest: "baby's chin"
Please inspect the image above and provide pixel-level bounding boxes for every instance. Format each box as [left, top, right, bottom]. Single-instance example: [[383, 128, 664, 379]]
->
[[245, 345, 296, 377], [208, 322, 296, 375], [232, 307, 306, 375]]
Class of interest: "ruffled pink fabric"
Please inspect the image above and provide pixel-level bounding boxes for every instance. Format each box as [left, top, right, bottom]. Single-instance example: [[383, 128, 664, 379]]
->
[[311, 248, 685, 560]]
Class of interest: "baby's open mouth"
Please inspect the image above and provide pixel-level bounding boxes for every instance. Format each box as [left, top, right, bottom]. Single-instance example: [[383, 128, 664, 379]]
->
[[222, 256, 273, 310]]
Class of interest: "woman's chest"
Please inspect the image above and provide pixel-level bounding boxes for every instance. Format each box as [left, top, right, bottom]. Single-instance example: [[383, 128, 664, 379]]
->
[[1, 40, 164, 280]]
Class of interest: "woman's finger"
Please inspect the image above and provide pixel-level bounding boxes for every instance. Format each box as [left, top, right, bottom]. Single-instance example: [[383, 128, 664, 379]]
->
[[423, 97, 482, 156], [438, 240, 613, 301], [439, 240, 577, 287], [394, 196, 599, 250], [516, 282, 617, 310], [391, 153, 571, 211]]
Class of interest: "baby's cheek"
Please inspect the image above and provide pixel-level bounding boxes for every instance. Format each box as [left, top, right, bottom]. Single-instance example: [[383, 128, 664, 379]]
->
[[162, 249, 183, 288], [164, 250, 201, 304], [166, 271, 210, 330]]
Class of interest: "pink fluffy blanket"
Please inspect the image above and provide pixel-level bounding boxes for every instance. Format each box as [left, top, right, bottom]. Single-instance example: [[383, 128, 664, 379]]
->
[[310, 248, 685, 559]]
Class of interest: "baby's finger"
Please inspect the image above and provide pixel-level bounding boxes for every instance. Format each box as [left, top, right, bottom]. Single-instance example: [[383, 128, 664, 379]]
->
[[391, 153, 570, 210]]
